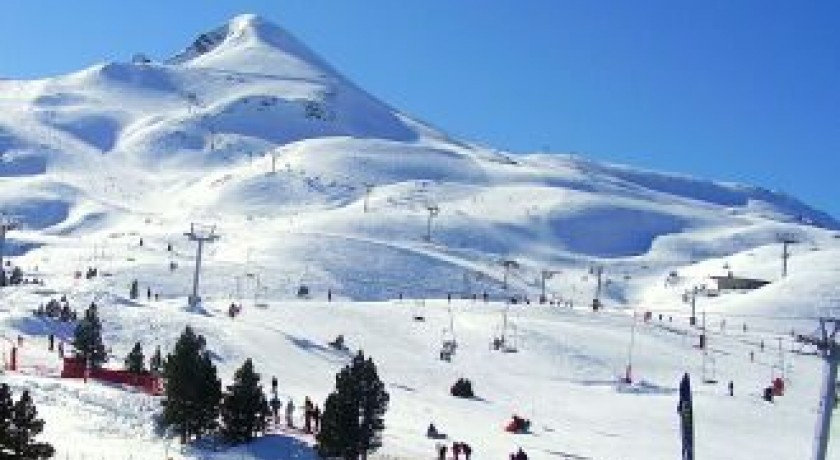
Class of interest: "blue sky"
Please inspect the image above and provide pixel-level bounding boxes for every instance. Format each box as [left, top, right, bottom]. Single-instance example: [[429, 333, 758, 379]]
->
[[1, 1, 837, 218]]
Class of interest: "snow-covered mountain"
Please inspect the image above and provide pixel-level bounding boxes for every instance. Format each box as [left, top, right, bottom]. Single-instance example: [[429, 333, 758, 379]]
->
[[1, 14, 839, 460]]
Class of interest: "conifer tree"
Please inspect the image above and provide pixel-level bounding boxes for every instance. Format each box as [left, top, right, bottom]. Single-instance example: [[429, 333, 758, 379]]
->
[[4, 389, 55, 459], [124, 342, 145, 373], [0, 383, 14, 452], [221, 358, 269, 444], [317, 351, 389, 460], [72, 304, 107, 368], [9, 266, 23, 285], [161, 326, 221, 443]]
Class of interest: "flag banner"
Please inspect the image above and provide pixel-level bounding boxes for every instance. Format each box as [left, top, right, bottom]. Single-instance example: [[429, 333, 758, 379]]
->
[[678, 373, 694, 460]]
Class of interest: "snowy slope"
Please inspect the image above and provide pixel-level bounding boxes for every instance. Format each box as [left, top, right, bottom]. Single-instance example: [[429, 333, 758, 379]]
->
[[1, 13, 839, 460]]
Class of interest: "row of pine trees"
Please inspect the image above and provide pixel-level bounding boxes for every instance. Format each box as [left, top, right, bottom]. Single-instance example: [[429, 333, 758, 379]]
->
[[36, 303, 391, 459], [159, 326, 390, 459]]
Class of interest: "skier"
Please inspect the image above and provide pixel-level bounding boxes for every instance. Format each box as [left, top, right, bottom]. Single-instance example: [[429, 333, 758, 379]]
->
[[147, 287, 151, 300], [462, 442, 472, 460], [48, 334, 54, 352], [285, 398, 295, 428], [304, 397, 313, 433], [270, 396, 281, 423], [327, 289, 332, 302], [436, 443, 447, 460], [512, 447, 528, 460], [312, 405, 321, 433], [763, 386, 774, 403], [728, 380, 734, 396], [57, 341, 64, 358], [452, 442, 461, 460]]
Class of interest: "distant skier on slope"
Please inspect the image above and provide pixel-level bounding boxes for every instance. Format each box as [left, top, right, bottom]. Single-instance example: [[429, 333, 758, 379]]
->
[[286, 398, 295, 428]]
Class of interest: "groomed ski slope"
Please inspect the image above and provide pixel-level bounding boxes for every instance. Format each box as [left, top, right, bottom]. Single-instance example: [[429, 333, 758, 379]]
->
[[0, 13, 838, 460], [2, 238, 839, 459]]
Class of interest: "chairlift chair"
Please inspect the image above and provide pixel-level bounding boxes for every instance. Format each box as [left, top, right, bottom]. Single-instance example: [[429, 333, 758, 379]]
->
[[412, 299, 426, 322]]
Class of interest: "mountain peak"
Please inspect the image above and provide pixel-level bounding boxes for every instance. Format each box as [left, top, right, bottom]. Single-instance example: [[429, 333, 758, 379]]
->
[[167, 13, 333, 79]]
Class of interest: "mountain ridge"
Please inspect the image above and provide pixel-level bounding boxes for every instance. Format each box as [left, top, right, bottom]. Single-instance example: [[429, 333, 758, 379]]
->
[[0, 13, 836, 302]]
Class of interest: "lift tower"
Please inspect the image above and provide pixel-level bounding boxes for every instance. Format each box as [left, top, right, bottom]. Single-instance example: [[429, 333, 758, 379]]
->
[[184, 223, 220, 309]]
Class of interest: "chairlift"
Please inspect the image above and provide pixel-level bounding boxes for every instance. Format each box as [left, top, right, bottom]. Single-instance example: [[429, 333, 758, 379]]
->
[[440, 327, 457, 361]]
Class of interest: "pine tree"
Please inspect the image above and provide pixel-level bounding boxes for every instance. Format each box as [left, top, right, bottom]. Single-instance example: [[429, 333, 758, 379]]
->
[[161, 326, 221, 443], [317, 351, 389, 460], [9, 266, 23, 285], [72, 304, 107, 369], [0, 383, 14, 452], [149, 345, 164, 376], [124, 342, 145, 373], [221, 358, 269, 444], [6, 390, 55, 459]]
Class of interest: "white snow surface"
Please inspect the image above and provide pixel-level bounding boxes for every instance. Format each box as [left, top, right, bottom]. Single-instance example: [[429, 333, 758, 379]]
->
[[0, 13, 839, 460]]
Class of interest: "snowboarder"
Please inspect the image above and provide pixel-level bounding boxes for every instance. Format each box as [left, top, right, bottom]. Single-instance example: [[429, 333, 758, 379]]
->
[[426, 423, 440, 438], [329, 334, 346, 351], [728, 380, 734, 396], [285, 398, 295, 428]]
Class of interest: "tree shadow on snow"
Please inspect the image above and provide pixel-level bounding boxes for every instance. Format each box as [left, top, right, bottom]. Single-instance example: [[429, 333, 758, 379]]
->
[[184, 434, 317, 460], [615, 379, 676, 396], [284, 334, 350, 364]]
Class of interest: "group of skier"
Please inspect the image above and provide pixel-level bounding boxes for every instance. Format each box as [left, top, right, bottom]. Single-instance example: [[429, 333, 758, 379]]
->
[[268, 378, 322, 435], [435, 441, 473, 460]]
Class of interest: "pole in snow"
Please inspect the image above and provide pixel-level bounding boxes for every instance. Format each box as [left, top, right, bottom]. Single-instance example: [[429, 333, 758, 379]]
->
[[0, 214, 20, 283], [363, 183, 374, 213], [425, 205, 439, 242], [590, 265, 604, 309], [779, 234, 797, 278], [184, 223, 220, 309]]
